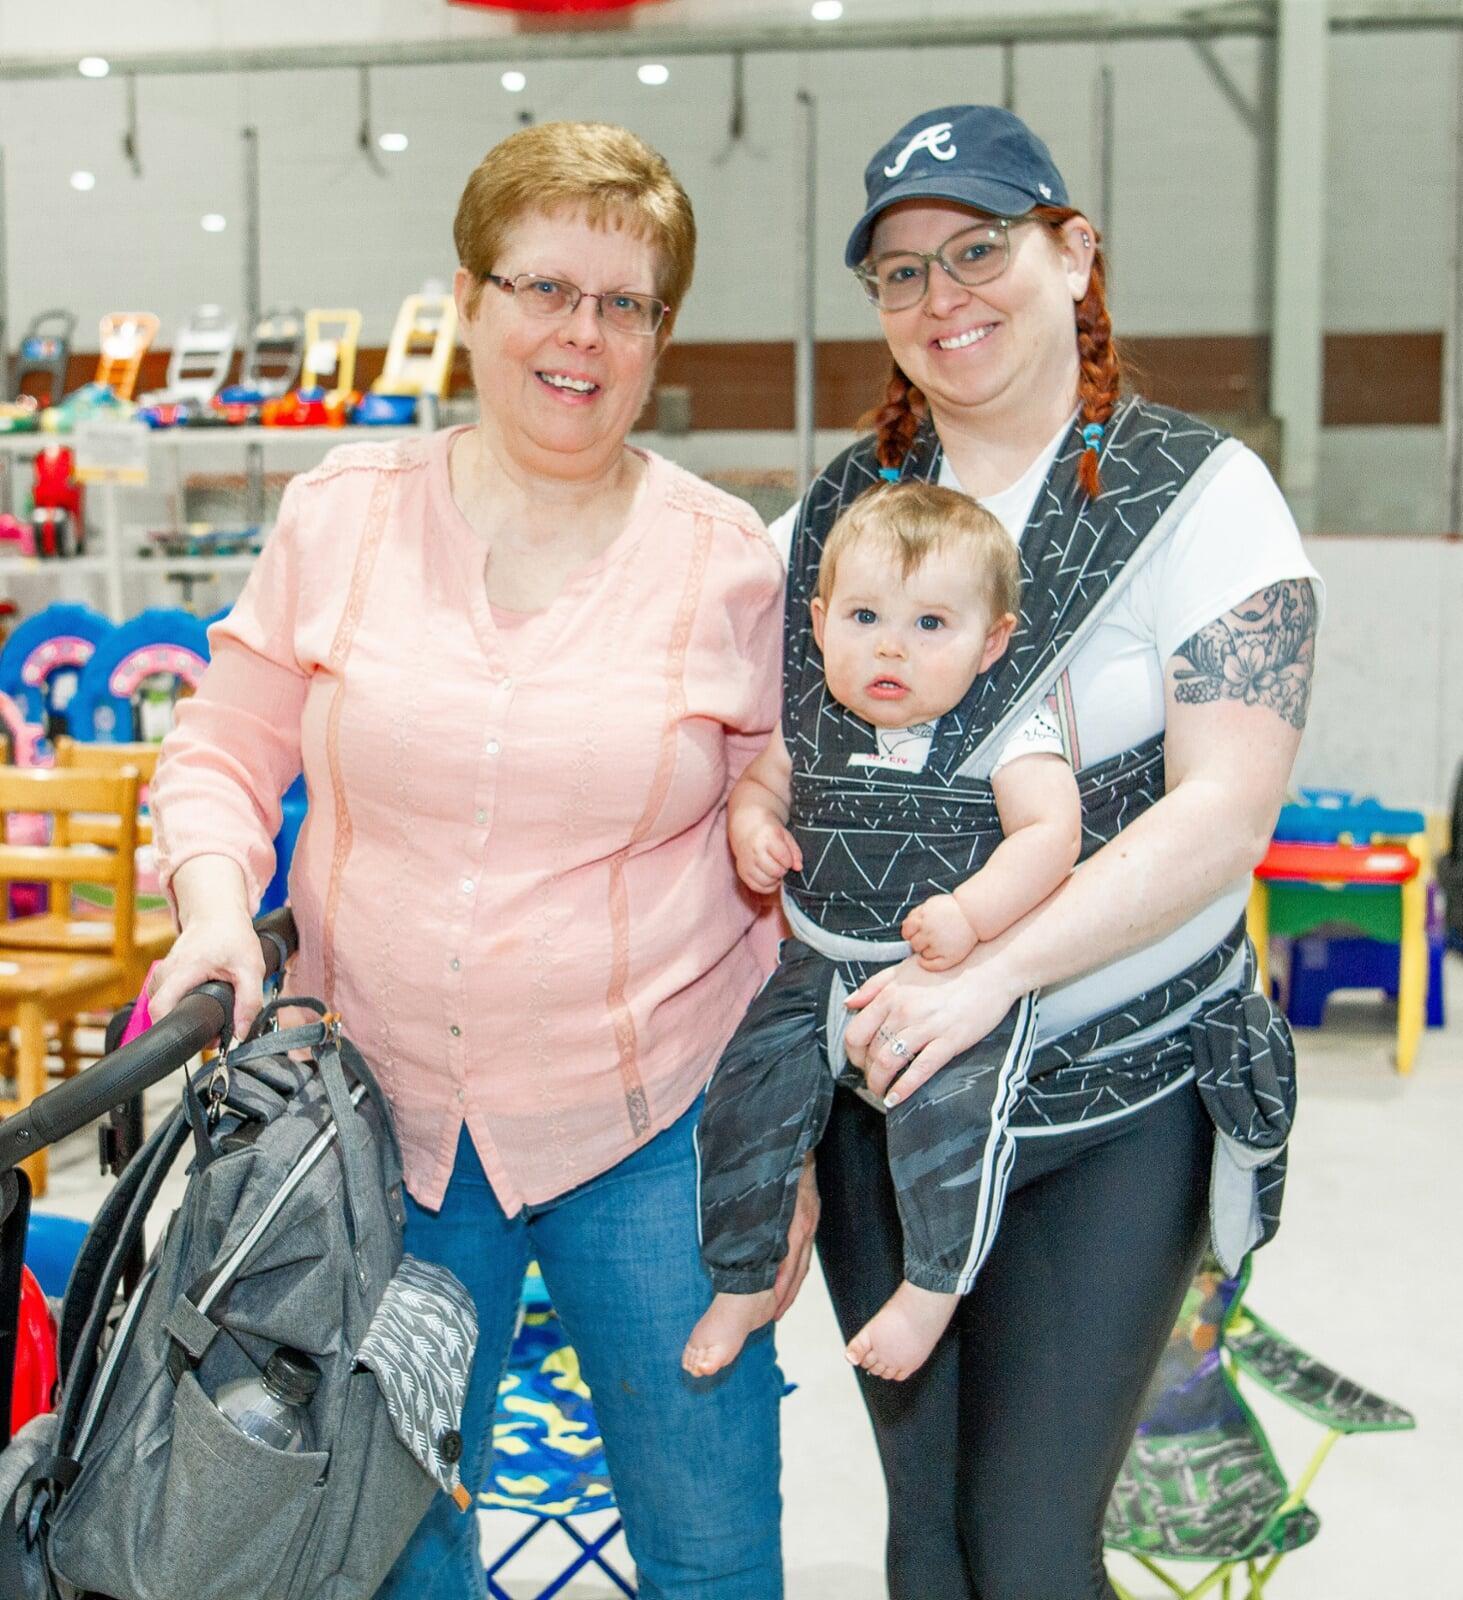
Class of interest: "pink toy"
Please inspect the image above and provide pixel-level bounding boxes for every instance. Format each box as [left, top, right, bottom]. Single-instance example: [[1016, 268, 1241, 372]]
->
[[0, 516, 36, 560]]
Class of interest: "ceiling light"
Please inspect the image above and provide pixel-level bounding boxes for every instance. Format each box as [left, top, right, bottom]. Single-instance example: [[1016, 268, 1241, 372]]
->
[[201, 213, 227, 233], [378, 132, 409, 153], [811, 0, 844, 18], [70, 171, 96, 192], [78, 56, 110, 78], [501, 70, 527, 93], [637, 63, 669, 86]]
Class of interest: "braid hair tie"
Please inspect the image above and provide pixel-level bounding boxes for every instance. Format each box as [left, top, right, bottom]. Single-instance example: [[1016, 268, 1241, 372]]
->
[[879, 466, 900, 482], [1081, 422, 1105, 451]]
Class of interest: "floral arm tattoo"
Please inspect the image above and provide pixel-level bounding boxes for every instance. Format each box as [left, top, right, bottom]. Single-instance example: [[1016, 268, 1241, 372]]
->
[[1171, 580, 1318, 730]]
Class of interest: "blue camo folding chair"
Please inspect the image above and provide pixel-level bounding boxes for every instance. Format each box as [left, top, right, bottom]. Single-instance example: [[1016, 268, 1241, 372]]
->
[[481, 1267, 636, 1600]]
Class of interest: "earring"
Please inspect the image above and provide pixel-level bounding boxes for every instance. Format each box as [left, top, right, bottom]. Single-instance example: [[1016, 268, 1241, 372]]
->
[[1081, 231, 1092, 247]]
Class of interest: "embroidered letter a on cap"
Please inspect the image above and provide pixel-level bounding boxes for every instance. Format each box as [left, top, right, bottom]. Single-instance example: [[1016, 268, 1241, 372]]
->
[[883, 121, 957, 179]]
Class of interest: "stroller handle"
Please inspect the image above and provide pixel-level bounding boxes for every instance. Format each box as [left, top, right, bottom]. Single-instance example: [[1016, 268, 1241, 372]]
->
[[0, 908, 298, 1176]]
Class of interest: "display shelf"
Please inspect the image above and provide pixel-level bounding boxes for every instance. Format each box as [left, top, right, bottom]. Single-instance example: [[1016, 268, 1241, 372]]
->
[[0, 422, 428, 618], [124, 555, 261, 574], [0, 423, 416, 452], [0, 556, 110, 575]]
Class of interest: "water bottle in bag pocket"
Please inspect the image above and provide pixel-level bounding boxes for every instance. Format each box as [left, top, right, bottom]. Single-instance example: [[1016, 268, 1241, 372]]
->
[[215, 1348, 321, 1452]]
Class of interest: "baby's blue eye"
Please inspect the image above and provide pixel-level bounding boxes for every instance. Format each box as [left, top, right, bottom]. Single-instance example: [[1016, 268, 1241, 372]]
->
[[917, 614, 944, 631], [854, 608, 877, 625]]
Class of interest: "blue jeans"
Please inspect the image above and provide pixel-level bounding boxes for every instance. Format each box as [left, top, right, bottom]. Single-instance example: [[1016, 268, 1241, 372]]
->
[[376, 1096, 784, 1600]]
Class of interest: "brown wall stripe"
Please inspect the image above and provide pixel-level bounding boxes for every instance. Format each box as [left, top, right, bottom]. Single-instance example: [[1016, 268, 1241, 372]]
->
[[32, 331, 1441, 430]]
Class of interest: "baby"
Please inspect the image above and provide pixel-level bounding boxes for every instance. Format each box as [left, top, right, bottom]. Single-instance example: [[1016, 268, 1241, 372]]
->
[[684, 481, 1082, 1382]]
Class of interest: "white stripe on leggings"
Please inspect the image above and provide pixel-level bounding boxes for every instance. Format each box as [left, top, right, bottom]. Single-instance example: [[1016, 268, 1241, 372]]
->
[[954, 992, 1038, 1293]]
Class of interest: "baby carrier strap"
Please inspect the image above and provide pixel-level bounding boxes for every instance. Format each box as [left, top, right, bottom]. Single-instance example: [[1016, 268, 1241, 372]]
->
[[1021, 919, 1297, 1269], [782, 398, 1236, 785]]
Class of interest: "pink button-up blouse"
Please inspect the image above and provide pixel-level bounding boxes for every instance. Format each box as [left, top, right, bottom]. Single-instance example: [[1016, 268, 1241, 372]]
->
[[152, 428, 783, 1211]]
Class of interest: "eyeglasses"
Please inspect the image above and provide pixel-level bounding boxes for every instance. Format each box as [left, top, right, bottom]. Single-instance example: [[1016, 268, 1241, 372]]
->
[[484, 272, 669, 337], [853, 219, 1020, 312]]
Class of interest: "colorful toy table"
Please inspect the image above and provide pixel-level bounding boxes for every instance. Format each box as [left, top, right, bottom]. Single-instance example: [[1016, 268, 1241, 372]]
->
[[1249, 837, 1430, 1073]]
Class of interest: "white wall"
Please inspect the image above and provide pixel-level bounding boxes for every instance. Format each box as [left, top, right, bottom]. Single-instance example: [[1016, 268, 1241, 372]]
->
[[1298, 535, 1462, 812], [0, 26, 1456, 348]]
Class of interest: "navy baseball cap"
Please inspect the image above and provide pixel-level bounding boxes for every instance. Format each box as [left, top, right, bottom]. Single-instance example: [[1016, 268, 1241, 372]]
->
[[844, 105, 1070, 268]]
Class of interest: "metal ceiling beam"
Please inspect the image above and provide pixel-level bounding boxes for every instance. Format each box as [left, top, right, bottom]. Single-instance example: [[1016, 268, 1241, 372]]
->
[[0, 1, 1456, 82]]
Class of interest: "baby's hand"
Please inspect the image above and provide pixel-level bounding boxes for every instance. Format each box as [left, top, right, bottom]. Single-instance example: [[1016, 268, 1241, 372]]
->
[[735, 822, 804, 896], [901, 894, 978, 971]]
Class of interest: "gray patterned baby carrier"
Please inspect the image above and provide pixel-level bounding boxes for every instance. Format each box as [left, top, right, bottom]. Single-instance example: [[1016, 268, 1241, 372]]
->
[[0, 999, 478, 1600], [783, 398, 1297, 1270]]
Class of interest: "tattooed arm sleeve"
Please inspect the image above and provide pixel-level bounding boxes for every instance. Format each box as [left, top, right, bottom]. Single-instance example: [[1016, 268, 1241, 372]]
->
[[1169, 579, 1318, 731]]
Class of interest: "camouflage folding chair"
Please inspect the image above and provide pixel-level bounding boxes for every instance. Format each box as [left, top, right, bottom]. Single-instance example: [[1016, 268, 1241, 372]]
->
[[481, 1267, 636, 1600], [1105, 1258, 1414, 1600]]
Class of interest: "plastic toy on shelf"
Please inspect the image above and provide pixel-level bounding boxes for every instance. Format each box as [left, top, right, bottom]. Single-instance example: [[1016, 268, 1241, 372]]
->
[[350, 391, 417, 425], [30, 443, 86, 559], [191, 308, 306, 427], [66, 607, 209, 741], [301, 307, 363, 398], [40, 381, 132, 434], [140, 523, 263, 560], [139, 305, 237, 408], [0, 516, 35, 559], [92, 312, 160, 402], [372, 288, 457, 400], [260, 386, 352, 428], [136, 400, 197, 430], [235, 306, 305, 399], [0, 396, 40, 435], [10, 310, 77, 407], [0, 602, 114, 736]]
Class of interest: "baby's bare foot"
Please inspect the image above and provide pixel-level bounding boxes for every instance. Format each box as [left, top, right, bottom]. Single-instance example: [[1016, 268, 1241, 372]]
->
[[682, 1288, 778, 1377], [845, 1281, 959, 1381]]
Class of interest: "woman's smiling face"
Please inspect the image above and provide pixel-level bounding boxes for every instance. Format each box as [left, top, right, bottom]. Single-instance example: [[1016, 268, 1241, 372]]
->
[[455, 204, 665, 474], [868, 199, 1092, 433]]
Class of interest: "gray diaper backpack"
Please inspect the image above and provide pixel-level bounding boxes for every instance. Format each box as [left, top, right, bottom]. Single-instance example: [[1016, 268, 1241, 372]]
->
[[0, 997, 478, 1600]]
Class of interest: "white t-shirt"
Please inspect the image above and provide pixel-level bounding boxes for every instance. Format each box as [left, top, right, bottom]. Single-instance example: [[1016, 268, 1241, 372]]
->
[[769, 422, 1324, 1043], [851, 702, 1064, 777]]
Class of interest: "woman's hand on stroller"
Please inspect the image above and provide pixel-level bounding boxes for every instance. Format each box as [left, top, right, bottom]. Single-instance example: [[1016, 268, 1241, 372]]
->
[[148, 856, 267, 1040]]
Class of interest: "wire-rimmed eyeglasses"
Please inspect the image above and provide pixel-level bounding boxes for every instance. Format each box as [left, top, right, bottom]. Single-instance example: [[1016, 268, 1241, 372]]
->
[[485, 272, 669, 337], [852, 218, 1022, 312]]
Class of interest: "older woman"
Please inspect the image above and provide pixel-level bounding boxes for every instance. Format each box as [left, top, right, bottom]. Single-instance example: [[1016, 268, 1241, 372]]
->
[[148, 122, 795, 1600], [769, 106, 1320, 1599]]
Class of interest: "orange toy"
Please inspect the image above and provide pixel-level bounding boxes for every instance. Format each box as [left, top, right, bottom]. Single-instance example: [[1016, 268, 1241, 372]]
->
[[94, 313, 160, 401]]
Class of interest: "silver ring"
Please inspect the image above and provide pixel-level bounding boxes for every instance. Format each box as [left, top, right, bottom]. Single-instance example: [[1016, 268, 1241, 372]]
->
[[878, 1025, 909, 1058]]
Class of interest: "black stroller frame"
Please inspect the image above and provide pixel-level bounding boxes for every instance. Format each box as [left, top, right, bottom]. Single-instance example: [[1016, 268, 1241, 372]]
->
[[0, 908, 297, 1450]]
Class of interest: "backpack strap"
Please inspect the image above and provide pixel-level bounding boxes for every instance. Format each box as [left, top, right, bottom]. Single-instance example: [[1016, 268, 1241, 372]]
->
[[57, 1104, 189, 1390], [56, 1113, 188, 1465]]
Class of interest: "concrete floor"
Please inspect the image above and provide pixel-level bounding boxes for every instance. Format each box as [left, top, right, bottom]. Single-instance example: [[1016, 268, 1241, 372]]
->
[[37, 956, 1461, 1598]]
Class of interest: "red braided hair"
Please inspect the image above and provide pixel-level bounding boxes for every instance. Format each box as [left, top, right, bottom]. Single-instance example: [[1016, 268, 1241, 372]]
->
[[864, 206, 1124, 495]]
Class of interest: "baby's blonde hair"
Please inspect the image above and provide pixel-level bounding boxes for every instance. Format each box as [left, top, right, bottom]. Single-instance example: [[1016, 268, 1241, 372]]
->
[[816, 481, 1021, 618]]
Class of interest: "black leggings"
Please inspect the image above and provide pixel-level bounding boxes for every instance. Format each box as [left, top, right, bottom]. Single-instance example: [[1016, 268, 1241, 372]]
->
[[815, 1078, 1213, 1600]]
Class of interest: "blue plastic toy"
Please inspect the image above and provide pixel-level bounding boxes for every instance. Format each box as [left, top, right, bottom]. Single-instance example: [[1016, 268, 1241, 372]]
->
[[1274, 788, 1425, 845], [0, 602, 115, 734], [260, 775, 308, 914], [24, 1212, 88, 1298], [67, 608, 211, 742]]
